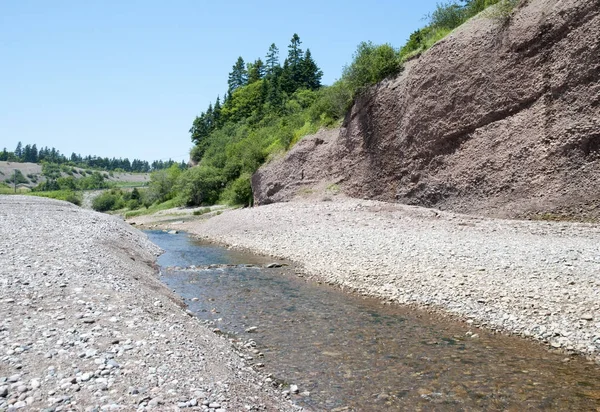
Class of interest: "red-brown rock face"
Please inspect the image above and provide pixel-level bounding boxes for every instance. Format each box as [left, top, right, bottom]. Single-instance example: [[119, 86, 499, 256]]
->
[[253, 0, 600, 220]]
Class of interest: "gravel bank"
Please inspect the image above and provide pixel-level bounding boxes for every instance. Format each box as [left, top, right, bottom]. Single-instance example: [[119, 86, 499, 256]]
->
[[0, 196, 297, 411], [184, 198, 600, 363]]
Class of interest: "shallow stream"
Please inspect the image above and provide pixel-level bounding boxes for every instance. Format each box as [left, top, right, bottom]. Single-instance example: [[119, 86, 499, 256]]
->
[[146, 230, 600, 411]]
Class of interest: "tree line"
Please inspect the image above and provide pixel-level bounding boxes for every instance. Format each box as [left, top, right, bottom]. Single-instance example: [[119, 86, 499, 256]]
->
[[0, 142, 185, 172], [189, 33, 323, 161]]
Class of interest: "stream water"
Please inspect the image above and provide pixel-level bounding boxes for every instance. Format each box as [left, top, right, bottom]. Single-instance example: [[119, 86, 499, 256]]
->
[[146, 230, 600, 411]]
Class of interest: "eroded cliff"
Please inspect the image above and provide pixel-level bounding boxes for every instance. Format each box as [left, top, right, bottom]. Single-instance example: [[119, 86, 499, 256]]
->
[[253, 0, 600, 220]]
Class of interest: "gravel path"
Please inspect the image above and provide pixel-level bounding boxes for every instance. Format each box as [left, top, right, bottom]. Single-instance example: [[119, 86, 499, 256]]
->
[[0, 196, 297, 411], [182, 197, 600, 363]]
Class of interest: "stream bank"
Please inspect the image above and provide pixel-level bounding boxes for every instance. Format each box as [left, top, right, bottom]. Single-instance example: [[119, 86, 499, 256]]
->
[[148, 230, 600, 410], [129, 197, 600, 365], [0, 196, 297, 411]]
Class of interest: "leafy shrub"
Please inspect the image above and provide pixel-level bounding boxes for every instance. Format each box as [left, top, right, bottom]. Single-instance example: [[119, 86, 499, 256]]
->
[[92, 191, 118, 212], [308, 81, 353, 125], [126, 198, 140, 209], [146, 164, 182, 203], [483, 0, 519, 20], [220, 173, 253, 206], [60, 164, 73, 175], [399, 0, 517, 62], [6, 169, 29, 184], [77, 171, 110, 190], [64, 192, 82, 206], [42, 163, 61, 180], [176, 166, 225, 206], [342, 42, 401, 97], [429, 1, 468, 29], [91, 189, 126, 212], [193, 207, 212, 216]]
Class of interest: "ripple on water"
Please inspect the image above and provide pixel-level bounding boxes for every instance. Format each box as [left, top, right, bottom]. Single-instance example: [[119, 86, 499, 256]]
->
[[146, 230, 600, 411]]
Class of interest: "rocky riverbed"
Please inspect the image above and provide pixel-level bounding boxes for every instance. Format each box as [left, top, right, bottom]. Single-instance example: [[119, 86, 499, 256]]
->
[[167, 197, 600, 364], [0, 196, 298, 411]]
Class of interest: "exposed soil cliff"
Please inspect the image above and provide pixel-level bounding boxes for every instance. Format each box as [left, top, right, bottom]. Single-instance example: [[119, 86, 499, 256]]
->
[[253, 0, 600, 220]]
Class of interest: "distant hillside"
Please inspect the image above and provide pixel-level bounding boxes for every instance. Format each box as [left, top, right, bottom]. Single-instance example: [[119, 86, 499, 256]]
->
[[0, 161, 149, 190], [252, 0, 600, 221]]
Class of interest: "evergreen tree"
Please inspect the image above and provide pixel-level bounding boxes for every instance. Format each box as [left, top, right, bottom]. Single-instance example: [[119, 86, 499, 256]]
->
[[23, 144, 32, 162], [265, 43, 280, 74], [281, 33, 306, 92], [301, 49, 323, 90], [0, 148, 7, 161], [31, 144, 38, 163], [213, 96, 222, 127], [247, 58, 265, 84], [206, 103, 214, 131], [280, 59, 295, 95], [268, 66, 285, 107], [14, 142, 23, 159], [287, 33, 304, 66], [227, 56, 248, 94]]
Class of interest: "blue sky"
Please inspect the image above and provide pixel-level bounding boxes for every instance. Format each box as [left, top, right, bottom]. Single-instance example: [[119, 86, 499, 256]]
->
[[1, 0, 439, 162]]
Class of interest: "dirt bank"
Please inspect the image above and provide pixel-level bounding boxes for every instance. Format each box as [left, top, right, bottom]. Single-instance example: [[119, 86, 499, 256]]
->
[[0, 196, 297, 411], [176, 198, 600, 364]]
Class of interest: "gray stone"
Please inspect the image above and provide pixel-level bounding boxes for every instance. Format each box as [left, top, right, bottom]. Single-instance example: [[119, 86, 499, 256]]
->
[[106, 359, 119, 369]]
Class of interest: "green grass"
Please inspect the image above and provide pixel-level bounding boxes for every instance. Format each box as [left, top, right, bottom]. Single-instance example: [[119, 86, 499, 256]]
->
[[0, 185, 30, 194], [25, 190, 82, 206], [124, 198, 178, 218]]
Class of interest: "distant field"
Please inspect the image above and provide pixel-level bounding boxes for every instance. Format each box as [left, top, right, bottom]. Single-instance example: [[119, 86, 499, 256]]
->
[[0, 161, 149, 188]]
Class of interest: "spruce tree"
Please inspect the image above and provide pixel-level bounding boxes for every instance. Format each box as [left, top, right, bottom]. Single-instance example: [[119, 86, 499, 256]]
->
[[287, 33, 303, 66], [31, 144, 38, 163], [227, 56, 248, 94], [213, 96, 222, 128], [247, 58, 265, 84], [14, 142, 22, 159], [23, 144, 32, 162], [265, 43, 280, 74], [283, 33, 305, 92], [301, 49, 323, 90]]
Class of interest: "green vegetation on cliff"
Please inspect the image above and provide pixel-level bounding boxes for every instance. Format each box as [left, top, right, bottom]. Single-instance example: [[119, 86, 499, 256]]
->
[[175, 33, 402, 207], [400, 0, 519, 60], [170, 1, 518, 208]]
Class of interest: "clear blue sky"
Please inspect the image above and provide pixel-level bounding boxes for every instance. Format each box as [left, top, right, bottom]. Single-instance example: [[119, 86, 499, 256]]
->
[[1, 0, 439, 163]]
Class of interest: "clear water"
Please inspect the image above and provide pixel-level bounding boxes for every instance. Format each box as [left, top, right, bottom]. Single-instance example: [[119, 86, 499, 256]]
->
[[146, 230, 600, 411]]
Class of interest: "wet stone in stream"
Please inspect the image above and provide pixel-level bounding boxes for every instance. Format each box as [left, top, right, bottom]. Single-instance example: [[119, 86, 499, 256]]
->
[[146, 230, 600, 411]]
